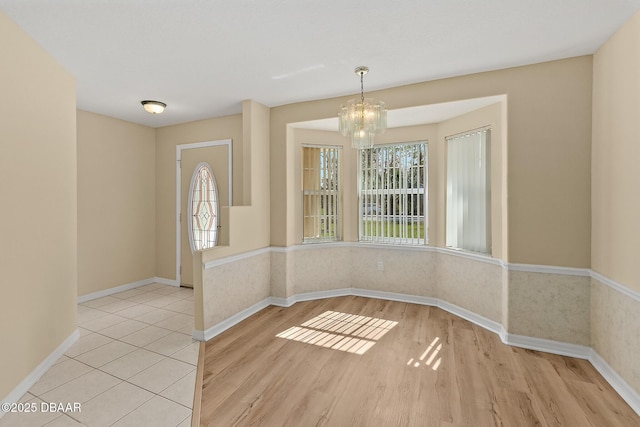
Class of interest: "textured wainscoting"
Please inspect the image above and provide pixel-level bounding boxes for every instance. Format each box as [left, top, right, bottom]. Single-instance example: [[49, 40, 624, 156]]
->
[[507, 270, 591, 345], [289, 244, 353, 294], [437, 251, 503, 323], [202, 249, 271, 332], [196, 244, 640, 415], [349, 246, 438, 298], [271, 244, 504, 324], [591, 276, 640, 395]]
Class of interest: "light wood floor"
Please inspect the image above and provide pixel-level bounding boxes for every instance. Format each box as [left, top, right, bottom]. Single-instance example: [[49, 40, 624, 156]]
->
[[199, 296, 639, 426]]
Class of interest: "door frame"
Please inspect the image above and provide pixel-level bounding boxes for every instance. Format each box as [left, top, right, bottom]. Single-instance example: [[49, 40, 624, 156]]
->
[[176, 139, 232, 286]]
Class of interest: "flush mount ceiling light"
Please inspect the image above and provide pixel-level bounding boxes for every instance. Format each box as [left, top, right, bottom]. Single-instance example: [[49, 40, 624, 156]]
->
[[141, 100, 166, 114], [338, 66, 387, 150]]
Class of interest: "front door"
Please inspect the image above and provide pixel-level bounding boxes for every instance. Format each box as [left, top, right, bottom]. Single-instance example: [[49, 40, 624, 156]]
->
[[180, 145, 229, 287]]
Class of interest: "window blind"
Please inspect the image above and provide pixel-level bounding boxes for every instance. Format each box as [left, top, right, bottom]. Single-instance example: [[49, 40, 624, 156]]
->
[[446, 129, 491, 254], [359, 142, 427, 245], [303, 145, 341, 242]]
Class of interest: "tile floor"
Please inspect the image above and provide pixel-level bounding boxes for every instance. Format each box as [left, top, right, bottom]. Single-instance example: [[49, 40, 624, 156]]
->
[[0, 283, 198, 427]]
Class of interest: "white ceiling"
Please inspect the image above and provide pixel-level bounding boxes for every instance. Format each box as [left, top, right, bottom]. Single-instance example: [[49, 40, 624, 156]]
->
[[1, 1, 639, 128]]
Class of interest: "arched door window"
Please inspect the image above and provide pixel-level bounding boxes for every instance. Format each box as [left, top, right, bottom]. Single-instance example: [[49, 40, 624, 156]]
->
[[188, 162, 219, 252]]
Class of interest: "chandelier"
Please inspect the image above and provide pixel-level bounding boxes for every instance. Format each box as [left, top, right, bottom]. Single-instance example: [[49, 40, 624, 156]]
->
[[338, 66, 387, 149]]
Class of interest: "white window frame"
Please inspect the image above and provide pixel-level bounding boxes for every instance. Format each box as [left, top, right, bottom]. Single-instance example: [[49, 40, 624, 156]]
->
[[358, 141, 427, 245], [302, 144, 342, 243]]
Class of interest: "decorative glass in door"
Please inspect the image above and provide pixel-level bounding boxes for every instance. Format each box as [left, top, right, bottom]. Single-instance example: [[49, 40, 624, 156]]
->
[[188, 162, 219, 252]]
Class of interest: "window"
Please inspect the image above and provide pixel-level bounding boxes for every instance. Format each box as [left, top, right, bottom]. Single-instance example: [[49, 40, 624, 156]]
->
[[302, 145, 342, 242], [446, 128, 491, 254], [188, 162, 219, 252], [359, 142, 427, 244]]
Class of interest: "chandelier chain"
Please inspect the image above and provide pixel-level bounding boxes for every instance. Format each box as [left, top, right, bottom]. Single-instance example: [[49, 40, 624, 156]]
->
[[360, 71, 365, 127]]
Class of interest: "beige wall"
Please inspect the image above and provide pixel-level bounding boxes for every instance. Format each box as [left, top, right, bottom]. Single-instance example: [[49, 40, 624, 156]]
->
[[290, 105, 506, 257], [592, 10, 640, 292], [272, 57, 592, 268], [155, 114, 243, 280], [197, 101, 271, 330], [436, 102, 506, 259], [4, 2, 639, 407], [590, 9, 640, 399], [242, 100, 271, 245], [201, 100, 271, 261], [0, 11, 77, 399], [77, 111, 156, 296]]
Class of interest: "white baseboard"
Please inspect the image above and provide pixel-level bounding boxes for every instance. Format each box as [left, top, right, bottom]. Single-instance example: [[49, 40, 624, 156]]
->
[[0, 329, 79, 419], [439, 300, 503, 336], [351, 288, 504, 337], [269, 296, 293, 307], [352, 288, 438, 306], [77, 277, 179, 304], [193, 298, 273, 342], [77, 278, 155, 303], [589, 350, 640, 416], [501, 330, 640, 416], [292, 288, 352, 303], [352, 289, 587, 362], [502, 331, 591, 359], [194, 287, 500, 353], [270, 288, 353, 308], [154, 277, 180, 287], [194, 286, 640, 416]]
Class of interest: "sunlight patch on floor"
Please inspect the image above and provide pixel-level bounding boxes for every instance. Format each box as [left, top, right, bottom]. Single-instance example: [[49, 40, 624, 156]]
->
[[407, 337, 442, 370], [276, 310, 398, 355]]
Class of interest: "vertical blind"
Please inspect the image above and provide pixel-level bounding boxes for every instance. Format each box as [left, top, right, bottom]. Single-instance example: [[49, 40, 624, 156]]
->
[[302, 145, 341, 242], [446, 129, 491, 254], [359, 142, 427, 245]]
